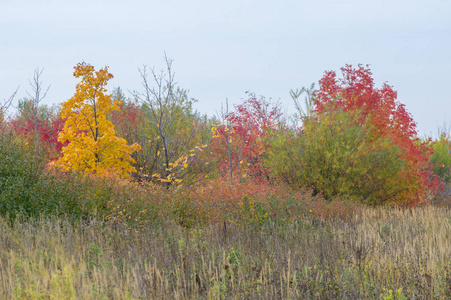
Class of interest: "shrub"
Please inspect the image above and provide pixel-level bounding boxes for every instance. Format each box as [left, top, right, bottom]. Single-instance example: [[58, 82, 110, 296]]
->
[[210, 92, 282, 181], [169, 179, 360, 228], [0, 133, 46, 219], [267, 107, 412, 205], [9, 99, 65, 159], [428, 132, 451, 192], [0, 132, 108, 221], [312, 65, 439, 204], [0, 130, 360, 225]]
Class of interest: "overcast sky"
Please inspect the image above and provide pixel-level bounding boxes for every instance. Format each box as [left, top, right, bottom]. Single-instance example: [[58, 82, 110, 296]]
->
[[1, 0, 450, 136]]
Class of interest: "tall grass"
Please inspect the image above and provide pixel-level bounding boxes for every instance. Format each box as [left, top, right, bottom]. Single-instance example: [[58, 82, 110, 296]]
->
[[1, 205, 451, 299]]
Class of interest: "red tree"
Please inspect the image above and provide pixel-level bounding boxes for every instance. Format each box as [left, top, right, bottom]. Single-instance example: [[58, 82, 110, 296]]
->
[[111, 99, 143, 144], [314, 64, 440, 204], [210, 92, 282, 181], [10, 102, 65, 159]]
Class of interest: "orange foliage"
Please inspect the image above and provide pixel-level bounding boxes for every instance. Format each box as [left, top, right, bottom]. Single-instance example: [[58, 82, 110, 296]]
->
[[101, 177, 361, 228], [314, 65, 440, 205]]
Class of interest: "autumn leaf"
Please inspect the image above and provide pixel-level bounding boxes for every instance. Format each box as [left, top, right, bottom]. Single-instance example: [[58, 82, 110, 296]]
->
[[55, 62, 141, 179]]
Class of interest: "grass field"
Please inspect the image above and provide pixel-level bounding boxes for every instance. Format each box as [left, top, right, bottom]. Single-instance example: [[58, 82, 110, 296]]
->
[[1, 204, 451, 299]]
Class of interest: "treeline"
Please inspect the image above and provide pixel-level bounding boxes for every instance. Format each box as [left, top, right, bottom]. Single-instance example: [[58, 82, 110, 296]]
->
[[1, 59, 450, 215]]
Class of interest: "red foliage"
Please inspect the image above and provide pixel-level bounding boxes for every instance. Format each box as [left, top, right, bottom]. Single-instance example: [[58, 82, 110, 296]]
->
[[111, 100, 143, 142], [10, 111, 65, 159], [210, 92, 281, 180], [178, 179, 362, 225], [314, 64, 440, 204]]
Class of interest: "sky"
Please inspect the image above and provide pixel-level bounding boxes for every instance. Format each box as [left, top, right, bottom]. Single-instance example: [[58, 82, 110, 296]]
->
[[1, 0, 450, 137]]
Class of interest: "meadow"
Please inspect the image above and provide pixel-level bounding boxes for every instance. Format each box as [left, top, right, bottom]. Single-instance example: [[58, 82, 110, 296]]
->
[[2, 63, 451, 299], [1, 201, 451, 299]]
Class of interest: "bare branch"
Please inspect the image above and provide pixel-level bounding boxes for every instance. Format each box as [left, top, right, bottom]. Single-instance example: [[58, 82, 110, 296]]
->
[[26, 67, 51, 107], [135, 55, 201, 184], [1, 86, 19, 116], [26, 67, 51, 156]]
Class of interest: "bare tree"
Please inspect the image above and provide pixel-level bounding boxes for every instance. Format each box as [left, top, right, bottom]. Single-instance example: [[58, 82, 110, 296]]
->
[[26, 67, 50, 156], [136, 55, 202, 184]]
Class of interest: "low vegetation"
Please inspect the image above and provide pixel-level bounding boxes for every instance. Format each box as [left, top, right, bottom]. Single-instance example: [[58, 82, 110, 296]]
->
[[2, 61, 451, 298], [1, 206, 451, 299]]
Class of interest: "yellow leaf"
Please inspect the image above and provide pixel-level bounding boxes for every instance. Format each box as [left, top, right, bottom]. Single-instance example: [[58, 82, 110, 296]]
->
[[55, 62, 141, 179]]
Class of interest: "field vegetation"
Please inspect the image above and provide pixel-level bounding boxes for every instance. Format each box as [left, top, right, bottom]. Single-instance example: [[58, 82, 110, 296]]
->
[[2, 205, 451, 299], [1, 61, 451, 299]]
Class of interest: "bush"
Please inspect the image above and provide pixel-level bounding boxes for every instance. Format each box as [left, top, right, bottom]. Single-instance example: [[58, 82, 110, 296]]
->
[[311, 65, 439, 204], [429, 132, 451, 192], [0, 130, 360, 225], [0, 133, 47, 219], [0, 132, 107, 221], [267, 108, 412, 205], [168, 179, 360, 228]]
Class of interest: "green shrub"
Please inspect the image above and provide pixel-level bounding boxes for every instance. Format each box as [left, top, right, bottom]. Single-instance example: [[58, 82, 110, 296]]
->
[[267, 108, 410, 205], [429, 133, 451, 191], [0, 133, 47, 219], [0, 133, 101, 221]]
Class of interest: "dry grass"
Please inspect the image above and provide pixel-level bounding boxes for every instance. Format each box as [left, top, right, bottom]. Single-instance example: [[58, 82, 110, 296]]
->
[[1, 205, 451, 299]]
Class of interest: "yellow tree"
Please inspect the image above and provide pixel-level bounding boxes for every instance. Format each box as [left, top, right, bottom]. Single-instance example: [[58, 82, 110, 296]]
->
[[55, 62, 140, 178]]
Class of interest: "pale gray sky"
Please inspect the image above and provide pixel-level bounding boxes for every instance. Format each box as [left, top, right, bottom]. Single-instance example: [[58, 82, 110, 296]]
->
[[1, 0, 450, 136]]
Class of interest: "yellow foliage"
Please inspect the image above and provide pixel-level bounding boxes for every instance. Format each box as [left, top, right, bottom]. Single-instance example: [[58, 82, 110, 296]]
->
[[55, 62, 141, 179]]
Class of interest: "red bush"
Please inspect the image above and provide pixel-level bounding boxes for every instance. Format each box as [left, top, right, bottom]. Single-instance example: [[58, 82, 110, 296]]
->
[[314, 65, 440, 205]]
